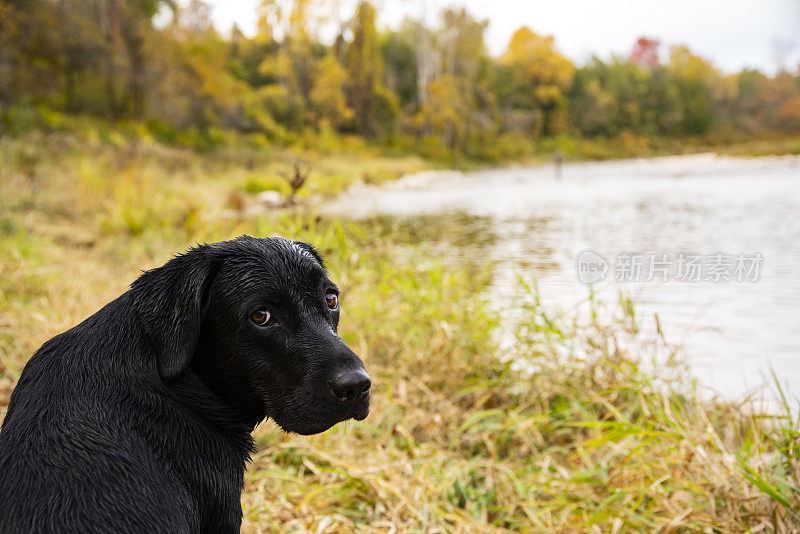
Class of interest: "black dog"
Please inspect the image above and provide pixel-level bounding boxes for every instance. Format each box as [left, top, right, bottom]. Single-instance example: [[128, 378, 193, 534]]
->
[[0, 236, 370, 533]]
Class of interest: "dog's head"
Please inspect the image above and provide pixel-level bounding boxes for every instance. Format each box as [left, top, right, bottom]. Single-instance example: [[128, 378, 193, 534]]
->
[[130, 235, 370, 435]]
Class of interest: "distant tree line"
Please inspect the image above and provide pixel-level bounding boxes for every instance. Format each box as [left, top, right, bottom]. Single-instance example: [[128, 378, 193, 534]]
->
[[2, 0, 799, 158]]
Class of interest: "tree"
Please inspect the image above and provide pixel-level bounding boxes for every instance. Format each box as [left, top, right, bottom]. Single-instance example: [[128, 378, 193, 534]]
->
[[776, 96, 800, 131], [440, 8, 487, 82], [116, 0, 177, 118], [569, 63, 616, 135], [647, 66, 683, 134], [0, 0, 60, 110], [499, 27, 575, 135], [346, 1, 397, 136], [310, 54, 353, 129], [438, 8, 495, 155], [668, 46, 718, 134], [418, 74, 466, 151], [628, 37, 660, 69], [2, 0, 799, 151], [381, 23, 418, 110]]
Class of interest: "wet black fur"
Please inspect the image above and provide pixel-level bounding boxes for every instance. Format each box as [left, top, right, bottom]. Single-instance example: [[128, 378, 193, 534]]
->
[[0, 236, 370, 533]]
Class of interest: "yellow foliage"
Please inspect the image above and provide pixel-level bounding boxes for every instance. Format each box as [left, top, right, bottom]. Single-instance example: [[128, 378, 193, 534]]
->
[[668, 45, 719, 82], [499, 26, 575, 134], [418, 75, 467, 150], [500, 26, 575, 98], [310, 55, 354, 129]]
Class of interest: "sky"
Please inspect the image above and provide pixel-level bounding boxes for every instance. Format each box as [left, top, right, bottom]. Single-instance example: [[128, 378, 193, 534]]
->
[[202, 0, 800, 74]]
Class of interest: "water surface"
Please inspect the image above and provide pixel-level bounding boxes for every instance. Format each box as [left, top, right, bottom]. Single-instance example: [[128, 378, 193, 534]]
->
[[325, 155, 800, 403]]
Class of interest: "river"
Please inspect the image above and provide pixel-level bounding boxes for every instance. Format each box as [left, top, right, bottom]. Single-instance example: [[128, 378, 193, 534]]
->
[[324, 154, 800, 404]]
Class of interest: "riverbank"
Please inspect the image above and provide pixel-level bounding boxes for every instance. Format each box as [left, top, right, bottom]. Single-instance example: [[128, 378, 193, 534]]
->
[[2, 133, 800, 530], [332, 151, 800, 200], [3, 122, 800, 209]]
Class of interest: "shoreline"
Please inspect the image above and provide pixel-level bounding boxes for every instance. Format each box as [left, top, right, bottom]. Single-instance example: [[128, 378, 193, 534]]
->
[[332, 151, 800, 201]]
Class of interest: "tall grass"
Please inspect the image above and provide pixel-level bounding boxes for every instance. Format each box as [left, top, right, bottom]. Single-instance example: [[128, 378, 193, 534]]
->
[[1, 133, 798, 532], [237, 226, 800, 531]]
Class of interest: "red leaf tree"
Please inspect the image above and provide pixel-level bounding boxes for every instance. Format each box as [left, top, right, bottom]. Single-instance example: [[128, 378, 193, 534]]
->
[[629, 37, 660, 68]]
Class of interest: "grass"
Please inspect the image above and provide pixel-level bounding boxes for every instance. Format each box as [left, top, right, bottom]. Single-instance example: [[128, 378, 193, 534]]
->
[[1, 132, 799, 532]]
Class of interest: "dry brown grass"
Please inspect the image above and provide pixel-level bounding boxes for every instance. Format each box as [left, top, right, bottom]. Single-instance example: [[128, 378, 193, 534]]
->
[[1, 133, 799, 532]]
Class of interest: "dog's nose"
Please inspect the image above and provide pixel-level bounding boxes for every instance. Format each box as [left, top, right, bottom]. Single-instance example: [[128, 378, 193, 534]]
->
[[329, 369, 371, 402]]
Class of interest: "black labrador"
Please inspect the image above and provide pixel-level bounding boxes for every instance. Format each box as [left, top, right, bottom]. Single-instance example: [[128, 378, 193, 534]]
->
[[0, 236, 370, 533]]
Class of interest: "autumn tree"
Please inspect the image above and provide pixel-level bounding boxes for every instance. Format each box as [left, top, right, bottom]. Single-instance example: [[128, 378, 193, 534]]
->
[[647, 66, 684, 134], [0, 0, 60, 111], [668, 45, 717, 133], [310, 54, 353, 129], [628, 37, 660, 69], [776, 96, 800, 131], [116, 0, 177, 118], [498, 27, 575, 136], [255, 0, 324, 131], [381, 22, 418, 111], [419, 8, 495, 155], [2, 0, 799, 153], [569, 62, 616, 135], [149, 1, 247, 133], [346, 1, 398, 136], [417, 75, 466, 151]]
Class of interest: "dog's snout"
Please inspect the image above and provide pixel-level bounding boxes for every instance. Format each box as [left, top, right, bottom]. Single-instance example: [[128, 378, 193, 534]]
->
[[329, 369, 371, 402]]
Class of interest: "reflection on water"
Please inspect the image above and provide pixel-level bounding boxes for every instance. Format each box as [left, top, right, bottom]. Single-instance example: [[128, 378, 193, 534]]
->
[[324, 155, 800, 402], [357, 212, 499, 250]]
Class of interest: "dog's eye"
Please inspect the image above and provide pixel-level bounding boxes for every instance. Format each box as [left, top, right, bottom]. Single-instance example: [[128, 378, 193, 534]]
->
[[250, 310, 272, 326], [325, 293, 339, 311]]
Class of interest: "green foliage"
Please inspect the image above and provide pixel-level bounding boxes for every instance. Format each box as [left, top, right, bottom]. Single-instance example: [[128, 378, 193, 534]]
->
[[1, 0, 799, 161], [345, 2, 398, 138], [380, 25, 418, 110], [242, 174, 287, 195]]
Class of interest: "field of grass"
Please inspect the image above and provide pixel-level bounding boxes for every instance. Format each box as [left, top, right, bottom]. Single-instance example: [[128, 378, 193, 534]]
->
[[2, 132, 800, 532]]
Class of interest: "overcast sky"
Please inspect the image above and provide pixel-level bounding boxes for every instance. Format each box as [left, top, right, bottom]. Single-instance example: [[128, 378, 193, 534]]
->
[[203, 0, 800, 74]]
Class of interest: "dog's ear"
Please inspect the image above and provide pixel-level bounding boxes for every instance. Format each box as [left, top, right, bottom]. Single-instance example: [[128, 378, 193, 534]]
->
[[130, 247, 220, 382]]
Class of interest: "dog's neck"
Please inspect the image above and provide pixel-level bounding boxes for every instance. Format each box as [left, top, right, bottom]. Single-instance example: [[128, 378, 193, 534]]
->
[[187, 349, 268, 431]]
